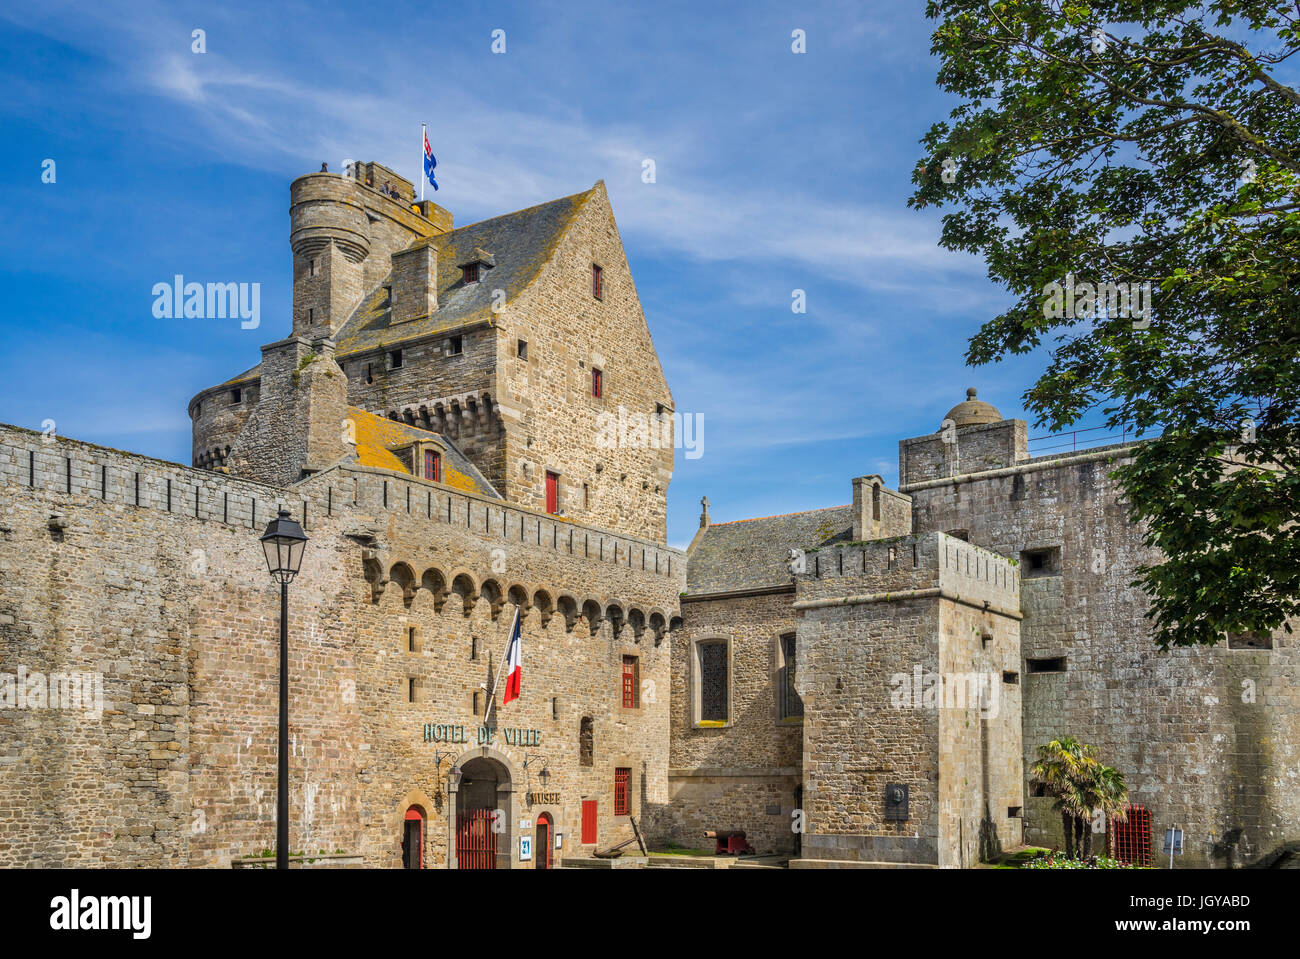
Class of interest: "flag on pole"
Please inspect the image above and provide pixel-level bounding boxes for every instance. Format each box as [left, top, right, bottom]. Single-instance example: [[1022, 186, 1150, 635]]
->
[[502, 606, 523, 704], [422, 124, 438, 193]]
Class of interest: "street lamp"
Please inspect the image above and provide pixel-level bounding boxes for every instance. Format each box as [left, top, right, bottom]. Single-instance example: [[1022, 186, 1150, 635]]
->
[[260, 508, 308, 870]]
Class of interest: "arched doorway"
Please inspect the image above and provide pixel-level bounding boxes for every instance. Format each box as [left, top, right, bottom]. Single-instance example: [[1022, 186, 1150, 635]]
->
[[402, 806, 425, 869], [449, 748, 518, 870], [535, 813, 553, 869]]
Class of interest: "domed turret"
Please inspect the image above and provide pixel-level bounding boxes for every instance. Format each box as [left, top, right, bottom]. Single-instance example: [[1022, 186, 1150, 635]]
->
[[942, 388, 1002, 428]]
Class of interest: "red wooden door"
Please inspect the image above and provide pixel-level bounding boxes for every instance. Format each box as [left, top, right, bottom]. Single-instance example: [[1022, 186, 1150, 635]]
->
[[456, 808, 497, 870], [581, 800, 598, 845], [535, 815, 552, 869], [545, 471, 558, 514]]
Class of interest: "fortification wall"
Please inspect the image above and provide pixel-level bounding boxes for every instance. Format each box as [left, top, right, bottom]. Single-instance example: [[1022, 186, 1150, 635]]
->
[[905, 446, 1300, 867], [0, 424, 684, 867]]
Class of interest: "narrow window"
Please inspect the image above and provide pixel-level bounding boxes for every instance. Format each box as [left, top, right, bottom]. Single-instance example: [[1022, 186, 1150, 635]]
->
[[407, 677, 416, 703], [545, 471, 559, 515], [1026, 656, 1067, 673], [592, 368, 603, 398], [517, 339, 528, 360], [592, 264, 603, 299], [389, 349, 403, 370], [551, 696, 558, 720], [424, 450, 441, 483], [698, 641, 728, 723], [231, 387, 242, 404], [872, 483, 882, 521], [582, 483, 589, 509], [472, 691, 481, 715], [365, 362, 374, 385], [579, 717, 594, 766], [470, 636, 478, 660], [778, 633, 803, 720], [1020, 547, 1059, 578], [462, 263, 480, 284], [309, 258, 317, 277], [308, 307, 314, 324], [407, 626, 417, 653], [614, 767, 630, 816], [448, 334, 463, 356], [622, 656, 638, 709]]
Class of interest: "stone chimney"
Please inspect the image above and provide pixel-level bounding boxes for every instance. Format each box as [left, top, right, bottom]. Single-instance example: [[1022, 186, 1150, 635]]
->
[[224, 336, 349, 486], [391, 240, 437, 324]]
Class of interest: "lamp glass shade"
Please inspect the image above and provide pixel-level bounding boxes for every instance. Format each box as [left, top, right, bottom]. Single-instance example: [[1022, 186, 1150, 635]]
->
[[260, 509, 308, 584]]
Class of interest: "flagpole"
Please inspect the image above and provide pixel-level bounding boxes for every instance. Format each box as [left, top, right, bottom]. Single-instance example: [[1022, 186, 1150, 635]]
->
[[420, 123, 425, 203], [485, 605, 518, 725]]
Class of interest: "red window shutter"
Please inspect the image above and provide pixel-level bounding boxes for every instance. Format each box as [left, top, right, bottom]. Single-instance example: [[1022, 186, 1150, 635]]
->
[[592, 368, 602, 398], [614, 768, 630, 816], [592, 264, 602, 298], [581, 800, 598, 844], [622, 656, 636, 708], [545, 471, 558, 514]]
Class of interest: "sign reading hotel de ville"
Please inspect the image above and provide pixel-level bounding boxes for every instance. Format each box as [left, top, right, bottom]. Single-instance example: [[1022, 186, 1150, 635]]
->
[[423, 722, 541, 747]]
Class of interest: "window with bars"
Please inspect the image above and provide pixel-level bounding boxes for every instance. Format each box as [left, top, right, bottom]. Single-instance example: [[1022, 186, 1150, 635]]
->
[[614, 767, 630, 816], [698, 641, 728, 723], [622, 656, 639, 709], [424, 450, 441, 483], [778, 633, 803, 720]]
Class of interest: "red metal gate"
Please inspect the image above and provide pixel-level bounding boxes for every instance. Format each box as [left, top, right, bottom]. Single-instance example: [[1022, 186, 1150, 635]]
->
[[1110, 804, 1152, 865], [456, 808, 497, 870]]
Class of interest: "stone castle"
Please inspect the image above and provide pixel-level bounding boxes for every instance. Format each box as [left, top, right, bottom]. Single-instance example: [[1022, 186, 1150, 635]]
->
[[0, 161, 1294, 868]]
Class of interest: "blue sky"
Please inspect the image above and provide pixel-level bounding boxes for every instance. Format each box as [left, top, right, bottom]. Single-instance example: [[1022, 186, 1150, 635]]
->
[[0, 0, 1065, 548]]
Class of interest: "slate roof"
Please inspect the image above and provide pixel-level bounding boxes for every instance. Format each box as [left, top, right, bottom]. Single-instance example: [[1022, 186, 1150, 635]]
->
[[686, 505, 854, 595], [334, 186, 597, 356], [345, 407, 500, 499]]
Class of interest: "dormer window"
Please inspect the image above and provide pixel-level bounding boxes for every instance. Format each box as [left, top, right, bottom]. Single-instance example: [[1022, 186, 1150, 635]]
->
[[424, 449, 441, 483], [458, 248, 495, 286], [462, 263, 480, 284]]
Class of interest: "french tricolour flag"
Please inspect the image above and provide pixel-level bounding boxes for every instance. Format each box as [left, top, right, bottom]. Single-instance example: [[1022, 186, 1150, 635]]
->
[[502, 606, 523, 704]]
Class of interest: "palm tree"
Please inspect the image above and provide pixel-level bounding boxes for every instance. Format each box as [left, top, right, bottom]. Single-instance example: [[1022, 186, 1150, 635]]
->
[[1030, 737, 1090, 859], [1030, 737, 1129, 859], [1083, 762, 1129, 859]]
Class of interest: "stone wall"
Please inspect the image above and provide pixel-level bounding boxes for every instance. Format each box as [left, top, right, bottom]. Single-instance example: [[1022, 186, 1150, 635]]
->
[[0, 424, 683, 867], [904, 441, 1300, 867], [494, 183, 674, 542], [654, 589, 802, 853]]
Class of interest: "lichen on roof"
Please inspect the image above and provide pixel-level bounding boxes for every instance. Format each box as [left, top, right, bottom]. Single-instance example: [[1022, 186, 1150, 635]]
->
[[334, 186, 597, 357], [344, 406, 500, 499], [687, 505, 854, 595]]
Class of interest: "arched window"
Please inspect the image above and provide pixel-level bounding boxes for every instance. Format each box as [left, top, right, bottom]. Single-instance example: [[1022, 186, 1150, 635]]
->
[[579, 717, 594, 767]]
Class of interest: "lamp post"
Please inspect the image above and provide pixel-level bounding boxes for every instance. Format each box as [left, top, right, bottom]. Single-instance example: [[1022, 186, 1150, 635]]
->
[[260, 508, 308, 870]]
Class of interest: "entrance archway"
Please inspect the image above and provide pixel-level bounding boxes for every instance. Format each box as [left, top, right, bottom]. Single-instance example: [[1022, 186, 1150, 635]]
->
[[535, 813, 553, 869], [448, 746, 520, 870]]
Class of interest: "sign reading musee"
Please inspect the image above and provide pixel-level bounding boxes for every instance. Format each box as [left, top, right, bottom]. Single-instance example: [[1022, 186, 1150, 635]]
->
[[423, 722, 541, 746]]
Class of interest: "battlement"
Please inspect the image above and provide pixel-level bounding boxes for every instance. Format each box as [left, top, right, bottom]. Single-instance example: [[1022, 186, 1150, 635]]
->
[[793, 532, 1020, 619], [0, 424, 681, 586]]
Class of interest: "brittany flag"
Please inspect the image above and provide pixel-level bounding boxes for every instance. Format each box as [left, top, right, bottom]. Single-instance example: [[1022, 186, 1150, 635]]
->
[[422, 123, 438, 194], [502, 606, 523, 704]]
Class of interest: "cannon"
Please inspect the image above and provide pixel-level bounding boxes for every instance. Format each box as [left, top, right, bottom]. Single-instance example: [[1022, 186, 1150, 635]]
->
[[704, 829, 754, 855]]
